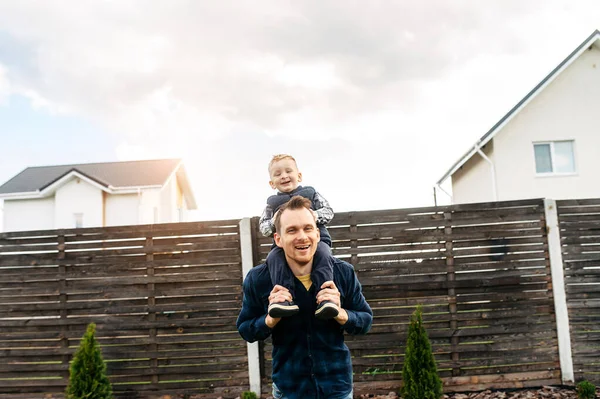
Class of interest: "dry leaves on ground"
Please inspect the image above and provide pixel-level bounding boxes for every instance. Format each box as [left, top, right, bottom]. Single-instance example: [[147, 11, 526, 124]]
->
[[357, 385, 597, 399]]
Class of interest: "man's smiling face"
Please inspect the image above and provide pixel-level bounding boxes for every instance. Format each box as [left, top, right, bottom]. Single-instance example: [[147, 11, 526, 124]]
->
[[274, 206, 320, 271]]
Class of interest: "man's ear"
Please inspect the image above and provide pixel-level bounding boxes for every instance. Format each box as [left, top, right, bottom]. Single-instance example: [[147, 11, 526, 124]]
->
[[269, 180, 276, 189], [274, 232, 283, 248]]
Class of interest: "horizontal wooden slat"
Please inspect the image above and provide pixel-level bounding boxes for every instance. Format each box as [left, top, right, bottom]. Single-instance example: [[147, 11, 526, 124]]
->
[[11, 198, 600, 395]]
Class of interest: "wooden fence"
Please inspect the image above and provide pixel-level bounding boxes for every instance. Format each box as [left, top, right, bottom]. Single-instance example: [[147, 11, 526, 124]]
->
[[253, 198, 561, 395], [2, 198, 599, 398], [556, 198, 600, 384], [0, 220, 247, 399]]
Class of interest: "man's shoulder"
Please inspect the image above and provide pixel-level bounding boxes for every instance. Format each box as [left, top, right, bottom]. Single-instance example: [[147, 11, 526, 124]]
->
[[331, 258, 360, 294], [332, 258, 356, 275], [247, 263, 270, 280]]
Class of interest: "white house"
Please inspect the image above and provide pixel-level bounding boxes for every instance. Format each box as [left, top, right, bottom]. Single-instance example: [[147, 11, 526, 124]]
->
[[436, 30, 600, 204], [0, 159, 197, 232]]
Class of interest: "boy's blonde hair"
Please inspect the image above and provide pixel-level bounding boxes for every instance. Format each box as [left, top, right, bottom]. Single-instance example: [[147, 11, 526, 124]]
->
[[268, 154, 298, 172]]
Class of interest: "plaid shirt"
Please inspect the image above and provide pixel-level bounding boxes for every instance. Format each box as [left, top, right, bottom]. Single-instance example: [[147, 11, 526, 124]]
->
[[236, 258, 373, 399]]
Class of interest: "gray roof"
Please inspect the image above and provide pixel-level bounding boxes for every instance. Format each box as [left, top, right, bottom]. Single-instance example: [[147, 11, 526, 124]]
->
[[0, 159, 182, 194]]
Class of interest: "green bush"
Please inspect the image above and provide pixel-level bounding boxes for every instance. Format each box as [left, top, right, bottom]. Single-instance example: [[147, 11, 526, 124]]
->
[[577, 380, 596, 399], [241, 391, 258, 399], [66, 323, 113, 399], [401, 306, 443, 399]]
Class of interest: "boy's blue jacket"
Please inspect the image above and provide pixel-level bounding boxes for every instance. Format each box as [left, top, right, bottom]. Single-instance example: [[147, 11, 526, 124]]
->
[[259, 185, 334, 245]]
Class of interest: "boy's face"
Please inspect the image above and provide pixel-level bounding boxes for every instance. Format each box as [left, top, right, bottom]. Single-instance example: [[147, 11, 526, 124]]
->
[[269, 158, 302, 193]]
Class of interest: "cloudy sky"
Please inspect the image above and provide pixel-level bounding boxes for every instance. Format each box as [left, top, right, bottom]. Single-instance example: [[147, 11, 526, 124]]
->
[[0, 0, 599, 222]]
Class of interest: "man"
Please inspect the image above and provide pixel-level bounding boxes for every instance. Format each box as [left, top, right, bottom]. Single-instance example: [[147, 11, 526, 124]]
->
[[237, 196, 373, 399]]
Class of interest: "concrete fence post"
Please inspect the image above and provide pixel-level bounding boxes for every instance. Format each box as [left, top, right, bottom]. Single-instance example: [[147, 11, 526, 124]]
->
[[239, 218, 262, 395], [544, 199, 574, 385]]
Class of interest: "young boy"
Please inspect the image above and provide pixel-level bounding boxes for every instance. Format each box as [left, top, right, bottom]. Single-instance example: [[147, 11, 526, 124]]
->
[[259, 154, 338, 320]]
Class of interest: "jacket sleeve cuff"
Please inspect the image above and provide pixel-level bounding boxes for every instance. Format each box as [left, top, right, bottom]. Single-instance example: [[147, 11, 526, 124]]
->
[[256, 314, 272, 335], [341, 309, 357, 331]]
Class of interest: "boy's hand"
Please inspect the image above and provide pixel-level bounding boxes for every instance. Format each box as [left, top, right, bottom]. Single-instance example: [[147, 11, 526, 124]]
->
[[310, 209, 318, 222], [271, 209, 281, 227]]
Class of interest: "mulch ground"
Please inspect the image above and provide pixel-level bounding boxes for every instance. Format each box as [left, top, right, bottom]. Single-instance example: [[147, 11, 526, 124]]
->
[[356, 385, 597, 398], [209, 385, 599, 398]]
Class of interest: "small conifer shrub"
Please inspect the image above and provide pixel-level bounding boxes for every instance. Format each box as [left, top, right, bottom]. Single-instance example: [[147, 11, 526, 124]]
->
[[66, 323, 113, 399], [577, 380, 596, 399], [401, 306, 443, 399], [241, 391, 258, 399]]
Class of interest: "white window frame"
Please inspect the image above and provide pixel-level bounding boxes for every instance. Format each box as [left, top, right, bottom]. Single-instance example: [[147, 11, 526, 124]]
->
[[533, 140, 576, 177]]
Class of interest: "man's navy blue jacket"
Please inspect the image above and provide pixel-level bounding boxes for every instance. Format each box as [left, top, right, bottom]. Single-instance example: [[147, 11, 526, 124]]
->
[[236, 258, 373, 399]]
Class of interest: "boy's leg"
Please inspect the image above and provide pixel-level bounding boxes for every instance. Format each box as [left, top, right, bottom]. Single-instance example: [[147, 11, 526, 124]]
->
[[266, 246, 299, 318], [312, 241, 339, 320]]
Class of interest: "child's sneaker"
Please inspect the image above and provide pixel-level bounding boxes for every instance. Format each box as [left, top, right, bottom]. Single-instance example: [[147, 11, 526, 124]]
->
[[268, 301, 300, 318], [315, 300, 339, 320]]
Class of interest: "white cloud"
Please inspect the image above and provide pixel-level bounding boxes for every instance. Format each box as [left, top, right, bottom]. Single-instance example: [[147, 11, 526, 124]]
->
[[4, 0, 595, 140], [276, 61, 342, 90], [115, 141, 158, 161], [0, 64, 10, 104], [1, 0, 600, 219]]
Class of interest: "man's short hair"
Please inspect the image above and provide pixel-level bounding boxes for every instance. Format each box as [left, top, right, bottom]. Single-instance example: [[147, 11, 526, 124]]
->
[[268, 154, 297, 172], [273, 196, 312, 233]]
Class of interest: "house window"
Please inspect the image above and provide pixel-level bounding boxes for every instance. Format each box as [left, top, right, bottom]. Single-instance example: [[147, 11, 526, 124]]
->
[[74, 213, 84, 228], [533, 140, 575, 174]]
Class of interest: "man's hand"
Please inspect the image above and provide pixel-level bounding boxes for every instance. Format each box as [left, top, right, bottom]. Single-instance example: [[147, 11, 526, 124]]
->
[[316, 281, 349, 325], [265, 285, 292, 328]]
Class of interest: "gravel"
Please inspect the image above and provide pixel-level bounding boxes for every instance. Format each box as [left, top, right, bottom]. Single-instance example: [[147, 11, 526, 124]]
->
[[357, 385, 597, 399]]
